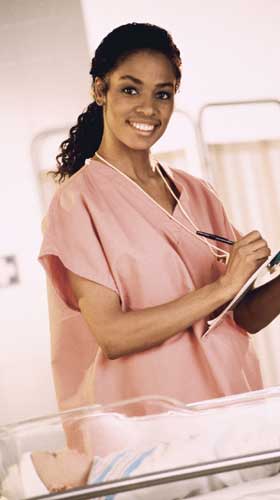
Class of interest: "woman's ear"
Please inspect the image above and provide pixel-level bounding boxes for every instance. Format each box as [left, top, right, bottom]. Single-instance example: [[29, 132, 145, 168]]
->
[[93, 77, 106, 106]]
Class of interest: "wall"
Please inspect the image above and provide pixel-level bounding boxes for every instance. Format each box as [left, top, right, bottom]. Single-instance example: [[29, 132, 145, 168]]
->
[[81, 0, 280, 112], [0, 0, 91, 424]]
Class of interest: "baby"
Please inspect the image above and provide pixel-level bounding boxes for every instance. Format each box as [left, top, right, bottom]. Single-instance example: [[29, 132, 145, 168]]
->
[[13, 399, 280, 496], [31, 419, 280, 497], [31, 448, 93, 492]]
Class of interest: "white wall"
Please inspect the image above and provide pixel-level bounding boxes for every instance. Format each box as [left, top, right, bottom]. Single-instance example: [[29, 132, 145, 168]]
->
[[1, 0, 280, 425], [0, 0, 91, 425], [81, 0, 280, 173], [81, 0, 280, 113]]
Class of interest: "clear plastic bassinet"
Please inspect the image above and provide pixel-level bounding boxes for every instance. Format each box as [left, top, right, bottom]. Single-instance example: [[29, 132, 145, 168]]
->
[[2, 387, 280, 500]]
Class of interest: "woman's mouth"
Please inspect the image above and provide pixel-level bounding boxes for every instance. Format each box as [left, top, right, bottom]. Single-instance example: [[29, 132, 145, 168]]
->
[[128, 121, 158, 135]]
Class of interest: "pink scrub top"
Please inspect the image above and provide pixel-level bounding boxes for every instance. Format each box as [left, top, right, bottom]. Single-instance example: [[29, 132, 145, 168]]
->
[[39, 159, 263, 414]]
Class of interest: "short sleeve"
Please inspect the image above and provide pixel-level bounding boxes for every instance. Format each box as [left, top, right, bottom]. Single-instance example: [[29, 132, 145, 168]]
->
[[38, 188, 119, 308]]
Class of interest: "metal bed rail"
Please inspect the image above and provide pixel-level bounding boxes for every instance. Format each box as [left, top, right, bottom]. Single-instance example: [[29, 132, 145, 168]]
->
[[196, 98, 280, 179], [34, 447, 280, 500]]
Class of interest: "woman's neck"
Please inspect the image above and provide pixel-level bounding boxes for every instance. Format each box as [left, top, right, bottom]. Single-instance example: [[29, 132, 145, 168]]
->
[[95, 143, 156, 184]]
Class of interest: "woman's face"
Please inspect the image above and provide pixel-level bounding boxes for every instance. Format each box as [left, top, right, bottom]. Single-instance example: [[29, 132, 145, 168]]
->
[[98, 50, 177, 152]]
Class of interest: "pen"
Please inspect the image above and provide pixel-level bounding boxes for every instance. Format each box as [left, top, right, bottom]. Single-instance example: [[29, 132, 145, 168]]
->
[[196, 231, 234, 246], [268, 250, 280, 268]]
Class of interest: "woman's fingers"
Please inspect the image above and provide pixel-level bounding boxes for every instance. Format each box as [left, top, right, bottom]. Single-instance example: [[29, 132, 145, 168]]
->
[[233, 231, 270, 260], [251, 246, 271, 261], [236, 230, 263, 245], [224, 230, 271, 293], [221, 230, 271, 295], [235, 241, 270, 258]]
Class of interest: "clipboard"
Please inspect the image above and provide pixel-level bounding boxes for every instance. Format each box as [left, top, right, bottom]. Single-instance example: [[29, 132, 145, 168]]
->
[[203, 249, 280, 338]]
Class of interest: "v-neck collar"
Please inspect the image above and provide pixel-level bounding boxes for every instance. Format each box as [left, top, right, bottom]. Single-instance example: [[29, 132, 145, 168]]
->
[[89, 158, 185, 219]]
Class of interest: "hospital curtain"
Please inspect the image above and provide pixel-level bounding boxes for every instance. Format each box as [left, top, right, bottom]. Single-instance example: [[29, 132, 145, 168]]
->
[[208, 139, 280, 387]]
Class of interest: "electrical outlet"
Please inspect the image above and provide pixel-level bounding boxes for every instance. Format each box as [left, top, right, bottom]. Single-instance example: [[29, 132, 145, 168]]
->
[[0, 255, 19, 288]]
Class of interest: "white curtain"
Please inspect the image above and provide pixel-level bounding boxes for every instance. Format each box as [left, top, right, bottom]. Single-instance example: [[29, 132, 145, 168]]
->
[[208, 139, 280, 387]]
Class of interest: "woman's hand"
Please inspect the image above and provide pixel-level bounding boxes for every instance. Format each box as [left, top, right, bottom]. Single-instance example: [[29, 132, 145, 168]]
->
[[220, 230, 271, 298]]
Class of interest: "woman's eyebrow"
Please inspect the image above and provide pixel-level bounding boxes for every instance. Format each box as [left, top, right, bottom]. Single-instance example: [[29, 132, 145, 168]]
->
[[119, 74, 174, 88]]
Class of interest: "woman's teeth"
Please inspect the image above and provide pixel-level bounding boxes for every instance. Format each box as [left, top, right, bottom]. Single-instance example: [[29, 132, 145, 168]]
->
[[129, 122, 156, 132]]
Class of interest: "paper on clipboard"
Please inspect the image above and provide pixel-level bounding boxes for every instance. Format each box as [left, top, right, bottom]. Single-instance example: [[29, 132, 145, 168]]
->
[[203, 249, 280, 338]]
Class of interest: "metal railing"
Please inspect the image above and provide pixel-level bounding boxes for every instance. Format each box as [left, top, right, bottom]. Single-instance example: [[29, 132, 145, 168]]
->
[[34, 447, 280, 500]]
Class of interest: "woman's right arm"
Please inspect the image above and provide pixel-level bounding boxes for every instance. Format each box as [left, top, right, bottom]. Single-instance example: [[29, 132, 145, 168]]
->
[[67, 231, 269, 359]]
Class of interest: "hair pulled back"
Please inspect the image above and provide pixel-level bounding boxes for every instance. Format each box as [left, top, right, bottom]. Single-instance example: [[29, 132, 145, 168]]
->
[[54, 22, 182, 182]]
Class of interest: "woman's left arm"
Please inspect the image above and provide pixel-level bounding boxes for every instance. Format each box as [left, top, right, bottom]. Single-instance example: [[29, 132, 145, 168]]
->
[[234, 275, 280, 333]]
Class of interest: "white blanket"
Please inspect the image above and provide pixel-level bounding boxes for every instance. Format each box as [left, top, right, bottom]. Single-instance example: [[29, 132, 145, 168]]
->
[[195, 474, 280, 499], [87, 413, 280, 499], [1, 453, 47, 500]]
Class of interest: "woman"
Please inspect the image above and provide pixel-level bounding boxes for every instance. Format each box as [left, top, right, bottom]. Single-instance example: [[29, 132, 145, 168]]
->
[[39, 22, 280, 416]]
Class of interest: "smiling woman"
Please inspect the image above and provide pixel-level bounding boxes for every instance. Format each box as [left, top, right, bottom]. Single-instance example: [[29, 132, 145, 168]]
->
[[38, 22, 280, 422], [94, 50, 176, 154]]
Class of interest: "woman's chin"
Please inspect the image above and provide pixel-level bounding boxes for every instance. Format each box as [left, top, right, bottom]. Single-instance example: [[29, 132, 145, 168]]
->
[[122, 135, 161, 151]]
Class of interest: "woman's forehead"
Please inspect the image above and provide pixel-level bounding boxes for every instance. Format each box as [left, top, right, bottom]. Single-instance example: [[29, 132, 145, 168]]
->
[[110, 51, 176, 84]]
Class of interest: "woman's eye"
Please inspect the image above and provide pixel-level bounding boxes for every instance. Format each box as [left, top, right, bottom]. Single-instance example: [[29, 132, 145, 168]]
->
[[122, 87, 138, 95], [157, 91, 172, 100]]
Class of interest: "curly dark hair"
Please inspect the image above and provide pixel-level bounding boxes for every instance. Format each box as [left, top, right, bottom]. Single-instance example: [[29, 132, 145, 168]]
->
[[53, 22, 182, 182]]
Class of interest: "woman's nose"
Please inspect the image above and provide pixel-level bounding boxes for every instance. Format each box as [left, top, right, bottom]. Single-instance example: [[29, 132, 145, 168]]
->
[[135, 95, 156, 116]]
